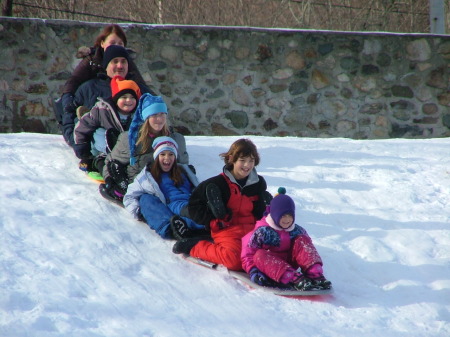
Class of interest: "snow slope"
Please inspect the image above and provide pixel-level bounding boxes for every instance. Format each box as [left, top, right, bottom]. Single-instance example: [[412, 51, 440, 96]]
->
[[1, 133, 449, 337]]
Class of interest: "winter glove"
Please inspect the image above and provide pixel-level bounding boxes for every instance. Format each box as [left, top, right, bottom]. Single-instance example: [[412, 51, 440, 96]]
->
[[62, 93, 77, 116], [249, 267, 271, 286], [78, 158, 94, 172], [107, 160, 129, 194], [262, 190, 273, 206], [136, 208, 145, 222], [105, 128, 120, 153], [188, 164, 196, 174], [280, 267, 301, 284]]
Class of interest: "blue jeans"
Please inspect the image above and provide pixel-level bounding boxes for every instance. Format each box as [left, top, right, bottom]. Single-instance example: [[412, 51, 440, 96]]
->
[[139, 194, 204, 239]]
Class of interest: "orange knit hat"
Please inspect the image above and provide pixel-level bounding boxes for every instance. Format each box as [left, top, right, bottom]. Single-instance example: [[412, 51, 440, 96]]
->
[[110, 75, 142, 103]]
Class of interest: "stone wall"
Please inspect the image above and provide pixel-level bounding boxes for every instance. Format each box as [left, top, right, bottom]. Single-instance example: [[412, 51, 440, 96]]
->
[[0, 17, 449, 138]]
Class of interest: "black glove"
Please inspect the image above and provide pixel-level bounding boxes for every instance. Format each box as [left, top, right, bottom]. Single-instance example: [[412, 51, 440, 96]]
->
[[62, 95, 77, 116], [262, 191, 273, 206], [188, 164, 196, 174], [105, 128, 120, 153], [107, 160, 128, 193]]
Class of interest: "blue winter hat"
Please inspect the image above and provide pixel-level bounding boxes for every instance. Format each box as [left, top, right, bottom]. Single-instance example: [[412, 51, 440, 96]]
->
[[142, 102, 168, 119], [128, 93, 168, 165], [152, 136, 178, 160], [269, 187, 295, 228], [102, 45, 129, 69]]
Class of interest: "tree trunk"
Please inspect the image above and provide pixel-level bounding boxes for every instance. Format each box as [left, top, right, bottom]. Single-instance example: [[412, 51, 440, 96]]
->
[[2, 0, 13, 16]]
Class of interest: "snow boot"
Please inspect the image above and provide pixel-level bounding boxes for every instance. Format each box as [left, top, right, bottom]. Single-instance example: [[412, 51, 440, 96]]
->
[[304, 264, 332, 290], [99, 183, 124, 207], [172, 237, 205, 255], [310, 276, 332, 290], [206, 183, 227, 219], [170, 215, 194, 240], [92, 154, 106, 174], [291, 275, 315, 291]]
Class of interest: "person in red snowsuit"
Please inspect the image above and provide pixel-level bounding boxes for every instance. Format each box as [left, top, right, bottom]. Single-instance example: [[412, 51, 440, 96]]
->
[[172, 138, 270, 271]]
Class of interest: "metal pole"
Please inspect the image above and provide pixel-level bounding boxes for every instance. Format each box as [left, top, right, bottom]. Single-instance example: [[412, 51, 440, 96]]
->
[[158, 0, 163, 24], [429, 0, 446, 34]]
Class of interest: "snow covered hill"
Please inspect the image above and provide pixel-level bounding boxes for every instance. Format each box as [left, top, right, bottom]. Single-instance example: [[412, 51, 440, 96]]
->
[[1, 133, 449, 337]]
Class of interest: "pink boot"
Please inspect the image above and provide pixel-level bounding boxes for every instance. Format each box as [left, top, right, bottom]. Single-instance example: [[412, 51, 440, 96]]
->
[[305, 264, 332, 289], [305, 264, 323, 279]]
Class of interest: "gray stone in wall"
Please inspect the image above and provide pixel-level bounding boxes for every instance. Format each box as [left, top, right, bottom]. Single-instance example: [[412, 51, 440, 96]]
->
[[225, 110, 249, 129], [288, 81, 308, 95], [391, 85, 414, 98], [406, 39, 432, 62], [443, 114, 450, 128], [391, 124, 424, 137], [340, 56, 360, 71]]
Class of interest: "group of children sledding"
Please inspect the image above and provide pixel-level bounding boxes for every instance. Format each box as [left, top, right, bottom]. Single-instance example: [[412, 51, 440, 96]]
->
[[58, 24, 331, 292]]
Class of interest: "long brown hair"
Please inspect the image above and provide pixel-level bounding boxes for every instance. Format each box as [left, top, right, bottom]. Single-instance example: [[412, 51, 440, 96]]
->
[[148, 157, 184, 186], [220, 138, 260, 170], [136, 121, 170, 155], [94, 24, 128, 48]]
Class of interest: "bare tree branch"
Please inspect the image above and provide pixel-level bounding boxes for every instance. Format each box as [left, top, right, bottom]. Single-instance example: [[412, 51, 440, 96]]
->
[[7, 0, 442, 33]]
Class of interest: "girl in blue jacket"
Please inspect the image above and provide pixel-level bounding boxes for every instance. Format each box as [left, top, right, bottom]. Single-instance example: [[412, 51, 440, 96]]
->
[[124, 137, 206, 239]]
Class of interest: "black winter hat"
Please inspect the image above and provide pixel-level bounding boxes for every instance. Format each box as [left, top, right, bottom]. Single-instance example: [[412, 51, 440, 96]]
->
[[102, 45, 129, 69]]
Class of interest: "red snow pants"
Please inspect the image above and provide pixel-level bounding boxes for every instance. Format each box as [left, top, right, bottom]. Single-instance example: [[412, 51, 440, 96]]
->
[[190, 222, 255, 271]]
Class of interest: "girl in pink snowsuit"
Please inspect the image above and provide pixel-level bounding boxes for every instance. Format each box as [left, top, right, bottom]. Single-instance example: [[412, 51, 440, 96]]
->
[[241, 188, 331, 291]]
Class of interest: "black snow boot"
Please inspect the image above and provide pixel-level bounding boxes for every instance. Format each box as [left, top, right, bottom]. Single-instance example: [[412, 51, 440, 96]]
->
[[170, 215, 193, 241], [205, 183, 227, 219], [172, 237, 205, 255]]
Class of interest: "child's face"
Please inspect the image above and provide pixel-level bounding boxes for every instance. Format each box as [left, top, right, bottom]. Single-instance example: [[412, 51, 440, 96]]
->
[[230, 155, 255, 180], [158, 150, 175, 172], [117, 93, 137, 114], [278, 214, 294, 229], [147, 113, 167, 133]]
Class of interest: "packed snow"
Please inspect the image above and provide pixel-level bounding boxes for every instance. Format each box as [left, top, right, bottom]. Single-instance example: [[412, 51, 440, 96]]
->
[[1, 133, 449, 337]]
